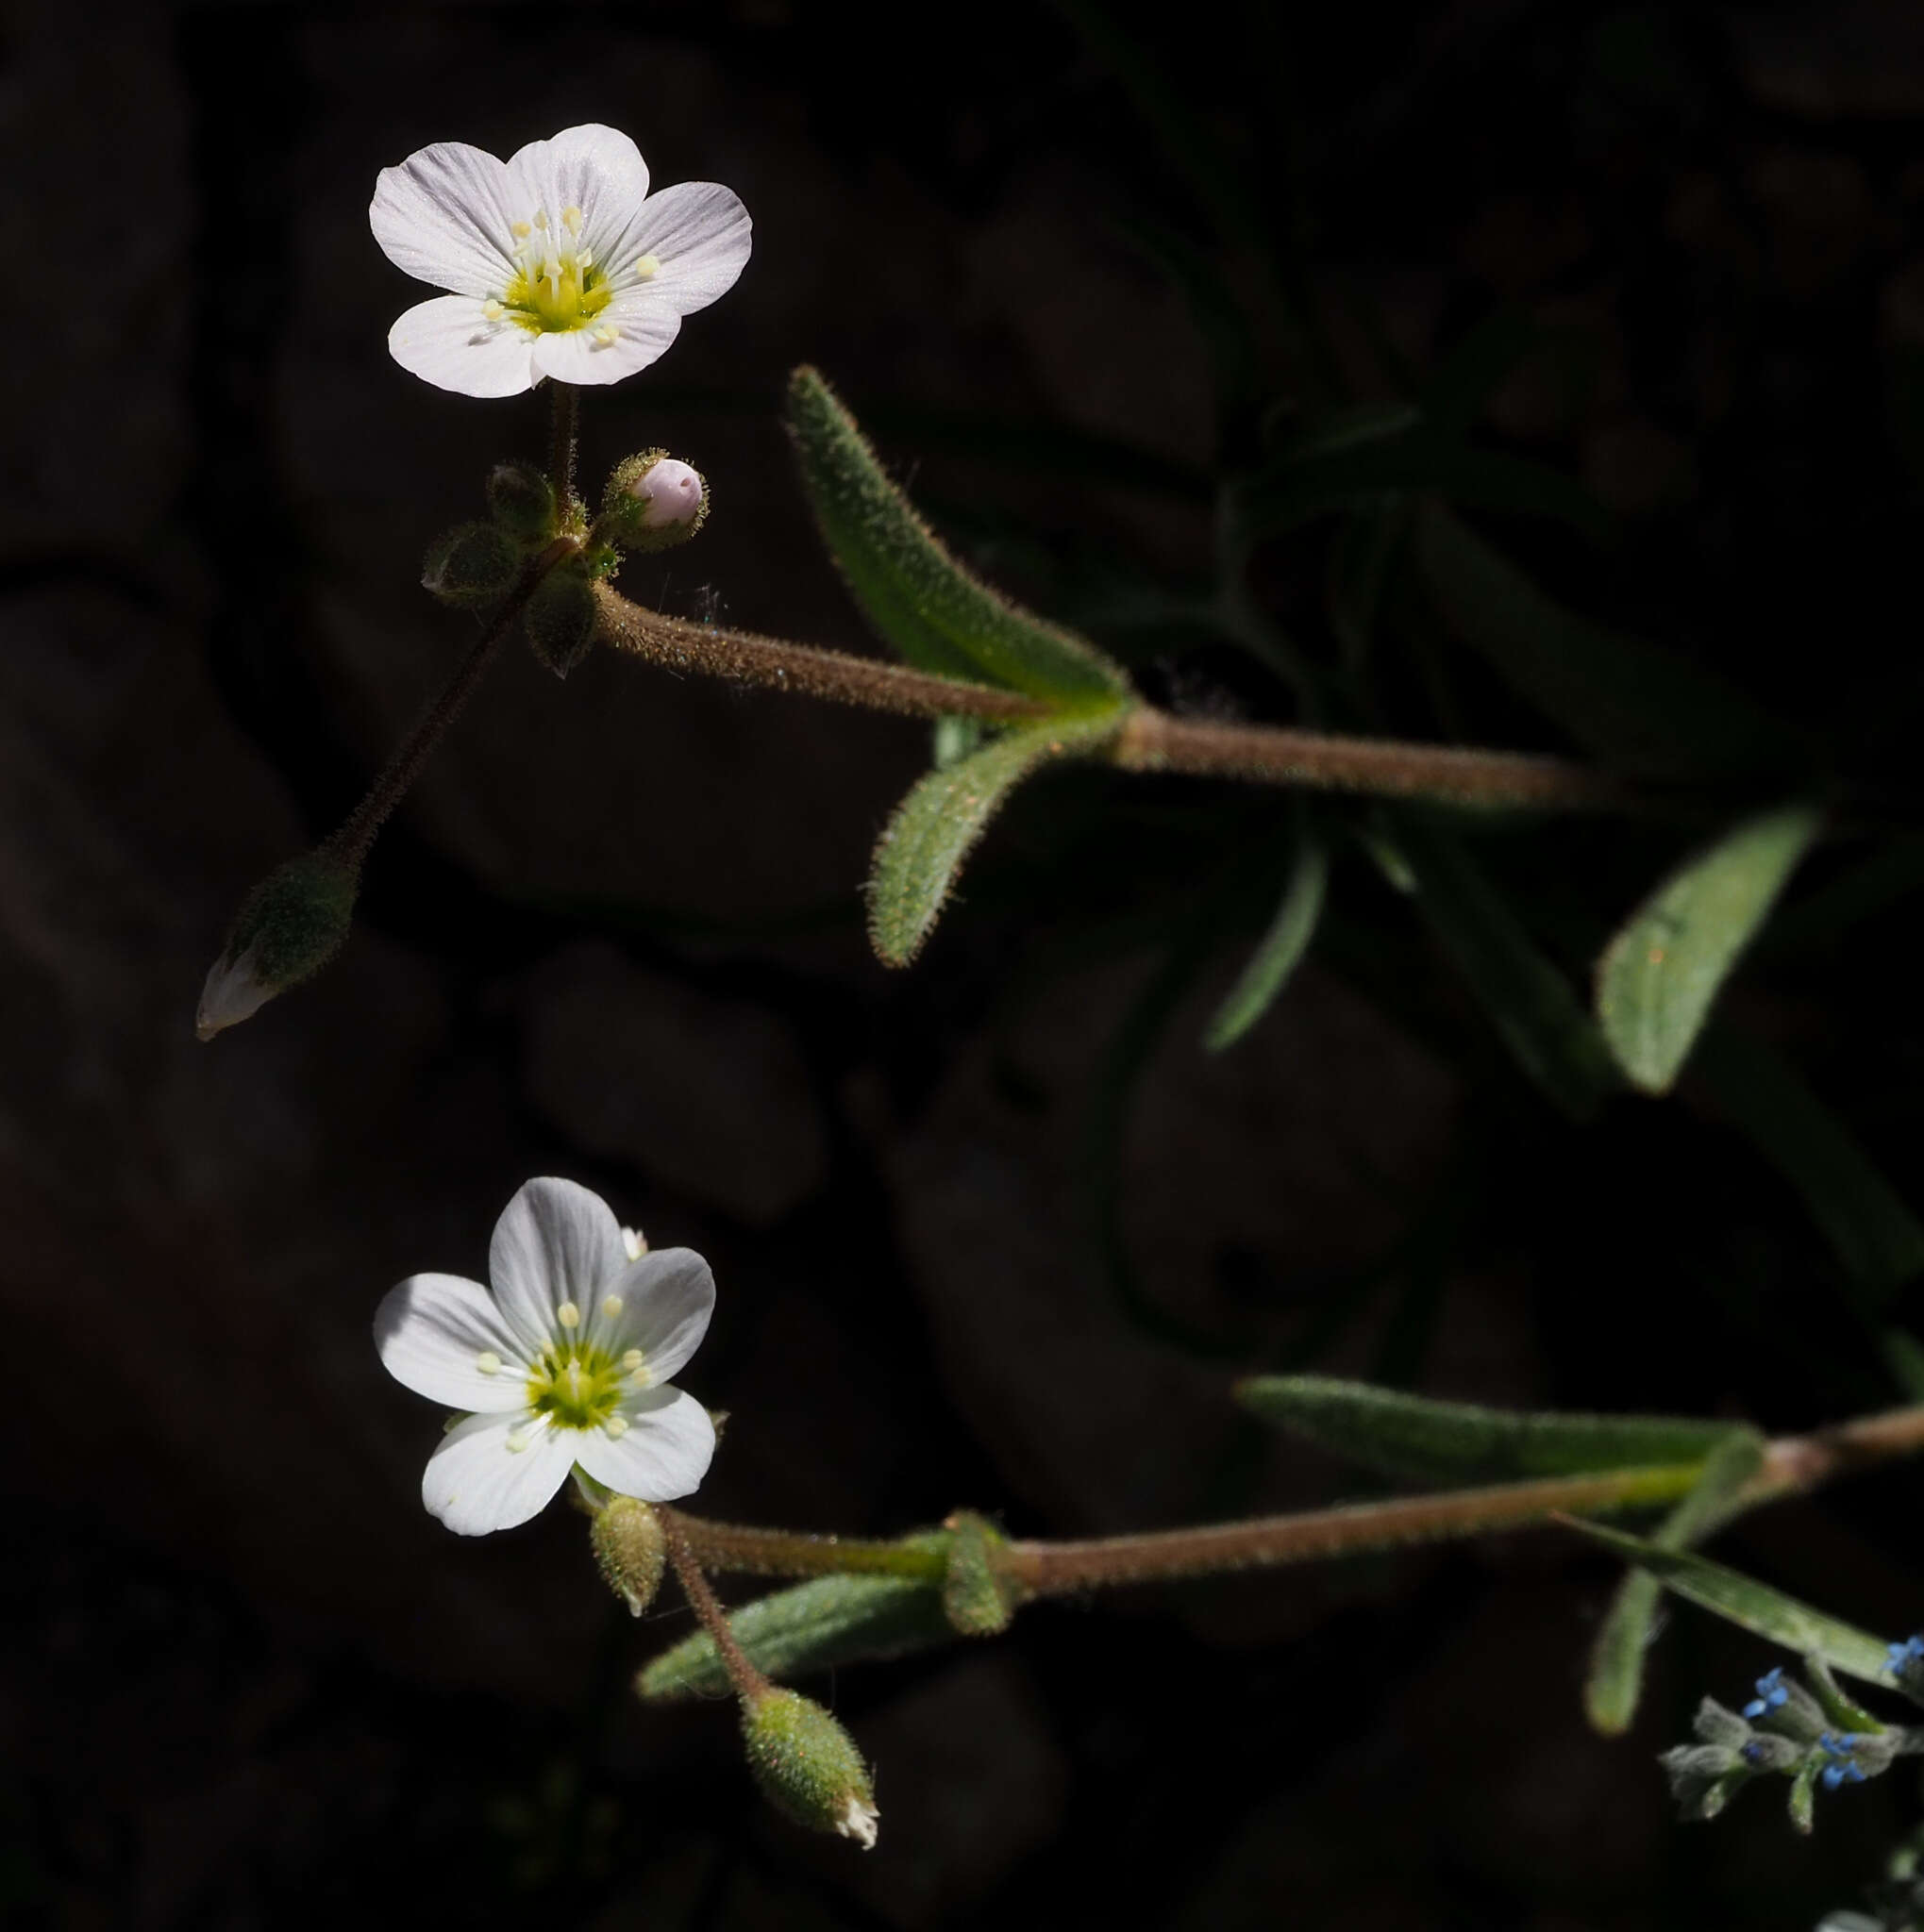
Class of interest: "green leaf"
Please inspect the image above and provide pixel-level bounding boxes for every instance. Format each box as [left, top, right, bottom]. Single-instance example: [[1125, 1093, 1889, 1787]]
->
[[1567, 1521, 1899, 1689], [1234, 1374, 1740, 1486], [786, 367, 1131, 705], [637, 1567, 955, 1703], [1204, 830, 1329, 1050], [1694, 1027, 1924, 1308], [1584, 1428, 1767, 1735], [867, 711, 1126, 966], [1391, 814, 1620, 1120], [1415, 504, 1790, 780], [1596, 804, 1823, 1094]]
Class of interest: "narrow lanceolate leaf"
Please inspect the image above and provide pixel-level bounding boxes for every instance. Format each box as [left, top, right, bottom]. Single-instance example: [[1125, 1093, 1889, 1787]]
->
[[1584, 1429, 1767, 1736], [1391, 815, 1619, 1121], [1415, 505, 1788, 780], [1234, 1374, 1740, 1486], [637, 1570, 954, 1703], [1596, 805, 1823, 1094], [786, 367, 1131, 706], [1568, 1522, 1899, 1690], [1695, 1027, 1924, 1309], [1205, 830, 1329, 1050], [868, 711, 1126, 967]]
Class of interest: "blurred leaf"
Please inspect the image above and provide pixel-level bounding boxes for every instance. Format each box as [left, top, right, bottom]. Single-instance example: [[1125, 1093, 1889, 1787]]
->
[[1242, 427, 1608, 542], [1585, 1428, 1767, 1735], [637, 1567, 954, 1703], [1205, 826, 1329, 1050], [1415, 504, 1790, 779], [1234, 1373, 1740, 1485], [786, 367, 1132, 704], [931, 714, 990, 770], [1391, 814, 1620, 1120], [868, 711, 1127, 966], [1695, 1027, 1924, 1309], [1568, 1521, 1899, 1689], [1596, 804, 1823, 1094], [1765, 831, 1924, 956]]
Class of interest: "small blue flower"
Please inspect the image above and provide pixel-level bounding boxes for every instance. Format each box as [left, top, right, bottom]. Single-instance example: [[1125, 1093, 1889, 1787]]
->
[[1886, 1634, 1924, 1674], [1743, 1666, 1789, 1720]]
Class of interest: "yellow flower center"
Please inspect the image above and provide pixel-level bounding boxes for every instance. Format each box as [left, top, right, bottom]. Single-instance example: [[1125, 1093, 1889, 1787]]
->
[[491, 204, 614, 336], [526, 1339, 629, 1429]]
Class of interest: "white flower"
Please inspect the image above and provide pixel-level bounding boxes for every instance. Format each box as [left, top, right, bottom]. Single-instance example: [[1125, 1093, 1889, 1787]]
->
[[370, 124, 751, 398], [375, 1177, 717, 1535]]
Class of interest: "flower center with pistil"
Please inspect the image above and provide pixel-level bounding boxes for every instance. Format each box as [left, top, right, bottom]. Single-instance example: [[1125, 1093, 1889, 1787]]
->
[[489, 205, 614, 336], [525, 1337, 629, 1429]]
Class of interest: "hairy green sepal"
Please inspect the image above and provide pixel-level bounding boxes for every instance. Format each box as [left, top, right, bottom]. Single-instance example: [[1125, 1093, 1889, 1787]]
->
[[741, 1689, 877, 1842], [423, 520, 519, 606], [524, 558, 598, 679]]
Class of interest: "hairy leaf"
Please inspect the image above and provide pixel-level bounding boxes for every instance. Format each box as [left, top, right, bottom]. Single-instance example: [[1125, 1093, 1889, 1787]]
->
[[786, 367, 1131, 705], [1234, 1374, 1739, 1485], [1597, 804, 1823, 1094], [1584, 1428, 1767, 1735], [1569, 1522, 1899, 1689], [868, 711, 1126, 966]]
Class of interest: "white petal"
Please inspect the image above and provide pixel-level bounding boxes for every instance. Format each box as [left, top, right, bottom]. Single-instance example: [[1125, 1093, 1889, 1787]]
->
[[373, 1272, 530, 1412], [370, 140, 518, 296], [528, 299, 680, 386], [505, 124, 649, 259], [603, 180, 752, 313], [387, 295, 539, 397], [488, 1176, 627, 1352], [573, 1387, 715, 1501], [602, 1247, 714, 1384], [421, 1411, 575, 1536]]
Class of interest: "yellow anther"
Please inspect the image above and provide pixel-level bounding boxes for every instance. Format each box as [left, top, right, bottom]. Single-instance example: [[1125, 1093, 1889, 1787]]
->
[[482, 299, 505, 321], [506, 1427, 530, 1454], [561, 205, 582, 234], [532, 208, 548, 229], [511, 220, 531, 239], [623, 1348, 646, 1375], [602, 1294, 625, 1319], [634, 254, 660, 279], [605, 1416, 629, 1439], [557, 1301, 580, 1329], [623, 1226, 647, 1259], [476, 1350, 502, 1375], [593, 325, 618, 345]]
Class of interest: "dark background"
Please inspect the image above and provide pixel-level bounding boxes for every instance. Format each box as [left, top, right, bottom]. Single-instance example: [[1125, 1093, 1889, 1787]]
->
[[8, 1, 1924, 1925]]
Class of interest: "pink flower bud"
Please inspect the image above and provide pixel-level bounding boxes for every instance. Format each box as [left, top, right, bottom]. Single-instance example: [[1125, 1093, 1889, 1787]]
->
[[627, 457, 706, 527]]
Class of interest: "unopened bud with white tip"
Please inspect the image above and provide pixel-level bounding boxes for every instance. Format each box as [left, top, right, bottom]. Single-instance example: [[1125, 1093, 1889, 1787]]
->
[[600, 450, 711, 552], [740, 1687, 879, 1849], [196, 851, 359, 1041]]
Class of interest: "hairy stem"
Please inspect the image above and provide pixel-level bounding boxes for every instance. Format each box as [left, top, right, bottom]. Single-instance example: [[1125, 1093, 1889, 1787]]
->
[[548, 380, 579, 508], [329, 540, 577, 866], [594, 582, 1632, 814], [668, 1402, 1924, 1598], [661, 1507, 771, 1706]]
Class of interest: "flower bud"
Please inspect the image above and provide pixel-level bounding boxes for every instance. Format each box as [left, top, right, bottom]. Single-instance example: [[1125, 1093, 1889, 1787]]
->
[[740, 1688, 878, 1849], [524, 557, 599, 678], [423, 520, 520, 605], [196, 851, 359, 1041], [600, 451, 710, 553], [486, 460, 559, 546], [592, 1496, 666, 1616]]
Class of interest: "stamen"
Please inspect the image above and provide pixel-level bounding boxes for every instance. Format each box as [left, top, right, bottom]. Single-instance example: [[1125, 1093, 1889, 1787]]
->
[[506, 1426, 531, 1454], [532, 208, 549, 230], [634, 254, 660, 279], [557, 1301, 581, 1329], [602, 1295, 625, 1319], [476, 1350, 502, 1375], [511, 220, 532, 239], [605, 1416, 629, 1439], [593, 325, 618, 346], [481, 299, 504, 321], [561, 206, 582, 234], [622, 1348, 645, 1374]]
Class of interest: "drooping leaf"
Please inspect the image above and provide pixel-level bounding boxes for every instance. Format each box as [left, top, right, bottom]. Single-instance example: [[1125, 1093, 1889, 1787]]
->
[[867, 710, 1127, 967], [1205, 829, 1330, 1050], [1694, 1026, 1924, 1309], [1567, 1522, 1899, 1689], [786, 367, 1131, 705], [637, 1568, 955, 1703], [1391, 814, 1620, 1120], [1234, 1374, 1740, 1486], [1596, 804, 1823, 1094], [1415, 504, 1790, 780], [1584, 1428, 1767, 1735]]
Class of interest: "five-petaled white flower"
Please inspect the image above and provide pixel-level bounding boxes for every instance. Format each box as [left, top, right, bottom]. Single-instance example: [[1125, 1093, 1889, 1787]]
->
[[370, 123, 750, 397], [375, 1177, 717, 1535]]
